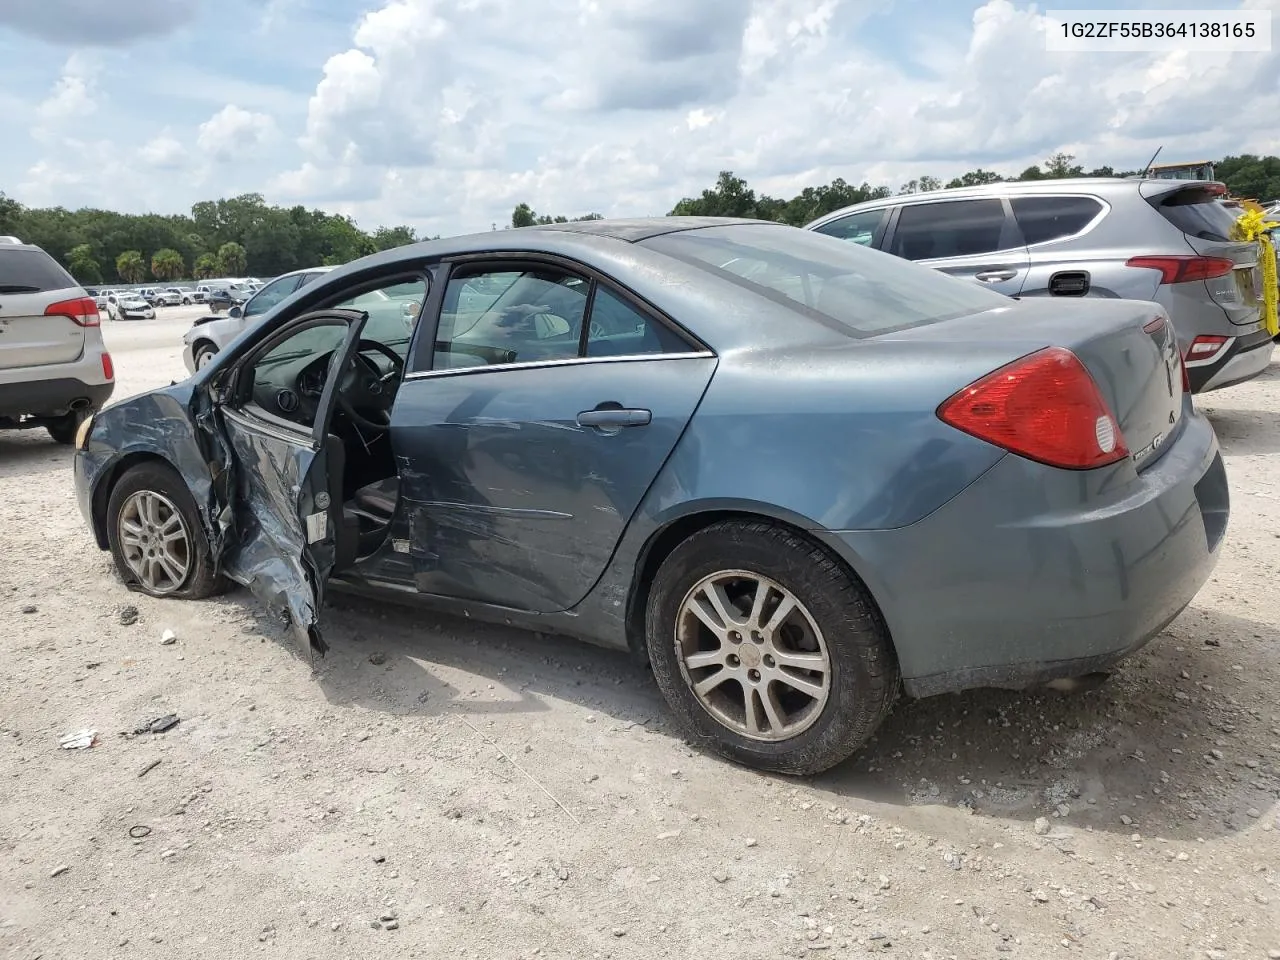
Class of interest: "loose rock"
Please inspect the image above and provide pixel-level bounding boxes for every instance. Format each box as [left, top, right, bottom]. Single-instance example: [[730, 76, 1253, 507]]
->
[[1033, 817, 1051, 836], [160, 628, 177, 645], [118, 605, 139, 626]]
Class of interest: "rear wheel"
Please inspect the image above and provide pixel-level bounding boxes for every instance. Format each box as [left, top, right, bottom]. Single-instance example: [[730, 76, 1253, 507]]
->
[[47, 408, 89, 445], [106, 462, 225, 600], [646, 520, 898, 775]]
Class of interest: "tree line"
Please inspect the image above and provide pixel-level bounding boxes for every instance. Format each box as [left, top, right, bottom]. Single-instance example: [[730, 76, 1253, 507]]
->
[[0, 191, 424, 286], [4, 153, 1277, 285]]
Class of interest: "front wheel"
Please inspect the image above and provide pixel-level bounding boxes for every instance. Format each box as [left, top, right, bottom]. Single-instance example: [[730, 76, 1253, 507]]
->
[[47, 408, 90, 444], [646, 520, 898, 775], [106, 462, 226, 600], [193, 341, 219, 369]]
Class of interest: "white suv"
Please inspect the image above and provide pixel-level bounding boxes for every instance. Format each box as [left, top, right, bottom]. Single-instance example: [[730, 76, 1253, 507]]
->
[[0, 239, 115, 443]]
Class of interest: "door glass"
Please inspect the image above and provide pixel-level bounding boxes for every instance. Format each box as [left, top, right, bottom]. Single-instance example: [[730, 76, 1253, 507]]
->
[[812, 209, 886, 246], [1011, 196, 1104, 245], [244, 320, 349, 429], [890, 199, 1009, 260], [433, 267, 587, 370], [333, 278, 428, 360], [244, 275, 303, 318], [586, 287, 692, 357]]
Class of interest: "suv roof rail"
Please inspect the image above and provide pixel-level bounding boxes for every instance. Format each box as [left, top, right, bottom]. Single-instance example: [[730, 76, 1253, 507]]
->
[[0, 235, 23, 244]]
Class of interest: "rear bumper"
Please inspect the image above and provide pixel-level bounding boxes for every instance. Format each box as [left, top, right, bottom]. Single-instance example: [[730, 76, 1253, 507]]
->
[[820, 407, 1226, 697], [0, 377, 115, 419], [1187, 331, 1275, 392]]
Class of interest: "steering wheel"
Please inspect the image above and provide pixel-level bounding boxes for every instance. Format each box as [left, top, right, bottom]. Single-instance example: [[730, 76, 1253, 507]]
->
[[337, 339, 404, 434]]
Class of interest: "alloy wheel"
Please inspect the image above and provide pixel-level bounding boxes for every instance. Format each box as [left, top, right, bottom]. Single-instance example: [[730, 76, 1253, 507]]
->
[[674, 570, 831, 742], [117, 490, 191, 594]]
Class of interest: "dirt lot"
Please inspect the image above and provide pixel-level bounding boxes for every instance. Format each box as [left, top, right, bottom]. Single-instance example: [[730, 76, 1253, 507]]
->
[[1, 315, 1278, 960]]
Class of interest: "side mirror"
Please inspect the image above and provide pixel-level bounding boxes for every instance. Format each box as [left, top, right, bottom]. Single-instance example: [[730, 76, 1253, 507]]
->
[[228, 305, 243, 319]]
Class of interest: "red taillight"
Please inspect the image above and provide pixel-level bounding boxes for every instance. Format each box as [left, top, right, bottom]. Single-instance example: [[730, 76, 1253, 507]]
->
[[1142, 316, 1166, 334], [44, 296, 100, 327], [938, 347, 1129, 470], [101, 352, 114, 380], [1125, 255, 1235, 285]]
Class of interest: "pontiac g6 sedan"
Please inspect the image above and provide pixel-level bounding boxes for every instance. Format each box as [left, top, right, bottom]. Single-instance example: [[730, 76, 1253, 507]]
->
[[72, 218, 1228, 775]]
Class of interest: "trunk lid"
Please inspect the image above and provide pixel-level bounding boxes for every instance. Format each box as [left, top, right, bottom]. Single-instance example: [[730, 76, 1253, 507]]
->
[[0, 248, 87, 370], [1141, 181, 1262, 325], [887, 297, 1184, 472]]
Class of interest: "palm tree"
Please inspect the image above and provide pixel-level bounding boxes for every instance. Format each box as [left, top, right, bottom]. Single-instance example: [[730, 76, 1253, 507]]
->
[[217, 241, 247, 276], [151, 248, 185, 281], [193, 253, 219, 279], [116, 250, 146, 284]]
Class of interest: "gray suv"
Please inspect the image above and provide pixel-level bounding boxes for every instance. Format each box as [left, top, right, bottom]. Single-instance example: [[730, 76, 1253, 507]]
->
[[807, 178, 1274, 393], [0, 239, 115, 442]]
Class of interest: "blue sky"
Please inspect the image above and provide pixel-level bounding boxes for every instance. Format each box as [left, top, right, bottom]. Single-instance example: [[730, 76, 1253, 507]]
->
[[1, 0, 1276, 236]]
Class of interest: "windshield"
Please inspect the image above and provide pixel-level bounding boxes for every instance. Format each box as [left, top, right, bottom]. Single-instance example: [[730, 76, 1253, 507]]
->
[[644, 224, 1009, 337]]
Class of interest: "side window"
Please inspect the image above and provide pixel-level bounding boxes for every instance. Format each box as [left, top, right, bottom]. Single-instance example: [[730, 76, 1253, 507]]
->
[[890, 199, 1009, 261], [433, 267, 587, 370], [332, 278, 428, 359], [812, 209, 886, 247], [586, 287, 691, 357], [244, 275, 302, 318], [244, 320, 349, 429], [1011, 196, 1104, 245]]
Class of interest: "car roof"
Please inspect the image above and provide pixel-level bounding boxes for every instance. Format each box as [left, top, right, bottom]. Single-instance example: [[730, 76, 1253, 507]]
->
[[807, 177, 1221, 225]]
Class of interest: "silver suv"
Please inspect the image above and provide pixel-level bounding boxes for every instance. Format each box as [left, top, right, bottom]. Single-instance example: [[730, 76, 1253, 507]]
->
[[807, 178, 1274, 393], [0, 238, 115, 443]]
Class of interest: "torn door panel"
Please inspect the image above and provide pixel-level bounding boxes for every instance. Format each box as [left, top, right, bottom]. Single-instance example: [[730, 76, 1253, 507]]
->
[[216, 415, 331, 658]]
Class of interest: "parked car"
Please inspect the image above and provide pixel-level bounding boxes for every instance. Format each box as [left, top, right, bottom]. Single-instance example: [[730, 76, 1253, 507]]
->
[[807, 178, 1274, 393], [73, 218, 1227, 774], [182, 267, 337, 371], [166, 286, 197, 305], [0, 238, 115, 443], [112, 291, 156, 320], [150, 289, 183, 307]]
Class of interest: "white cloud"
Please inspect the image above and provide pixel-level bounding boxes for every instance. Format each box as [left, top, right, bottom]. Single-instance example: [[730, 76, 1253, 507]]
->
[[0, 0, 200, 45], [140, 135, 188, 169], [196, 105, 278, 162], [33, 53, 98, 142]]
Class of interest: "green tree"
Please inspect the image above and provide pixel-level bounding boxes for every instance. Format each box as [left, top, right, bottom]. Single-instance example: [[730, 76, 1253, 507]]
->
[[151, 248, 185, 281], [216, 241, 247, 275], [193, 253, 219, 279], [1216, 154, 1280, 201], [945, 169, 1004, 189], [116, 249, 146, 283], [511, 205, 603, 228], [372, 225, 419, 250], [897, 175, 942, 195], [66, 243, 103, 284], [670, 171, 766, 218], [1044, 152, 1084, 178]]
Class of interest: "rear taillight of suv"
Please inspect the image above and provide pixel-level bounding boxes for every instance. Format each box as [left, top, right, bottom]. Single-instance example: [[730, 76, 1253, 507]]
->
[[1125, 255, 1235, 285], [45, 296, 101, 327], [1184, 335, 1231, 365], [938, 347, 1128, 470]]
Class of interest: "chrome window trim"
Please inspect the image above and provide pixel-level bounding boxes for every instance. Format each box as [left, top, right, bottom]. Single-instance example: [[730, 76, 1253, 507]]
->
[[401, 350, 715, 381]]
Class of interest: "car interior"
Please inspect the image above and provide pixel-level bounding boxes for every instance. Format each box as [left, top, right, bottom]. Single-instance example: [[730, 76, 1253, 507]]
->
[[234, 278, 423, 564]]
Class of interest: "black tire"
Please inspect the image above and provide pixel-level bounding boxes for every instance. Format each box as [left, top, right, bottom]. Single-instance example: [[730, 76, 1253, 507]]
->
[[106, 461, 226, 600], [47, 408, 90, 444], [193, 341, 219, 369], [645, 520, 899, 775]]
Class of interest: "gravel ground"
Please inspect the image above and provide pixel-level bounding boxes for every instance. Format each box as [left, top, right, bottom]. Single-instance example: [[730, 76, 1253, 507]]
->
[[1, 315, 1278, 960]]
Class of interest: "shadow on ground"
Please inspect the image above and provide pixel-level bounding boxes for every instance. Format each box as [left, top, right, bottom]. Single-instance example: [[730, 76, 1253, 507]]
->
[[236, 587, 1279, 843], [0, 434, 74, 478], [1204, 408, 1280, 457]]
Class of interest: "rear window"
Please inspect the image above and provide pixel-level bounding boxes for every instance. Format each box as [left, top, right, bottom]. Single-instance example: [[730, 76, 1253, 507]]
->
[[0, 248, 77, 294], [1011, 196, 1104, 245], [1152, 187, 1240, 242], [644, 224, 1010, 338]]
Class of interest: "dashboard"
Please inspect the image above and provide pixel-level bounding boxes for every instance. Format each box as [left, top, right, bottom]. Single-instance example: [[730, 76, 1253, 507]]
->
[[249, 345, 400, 428]]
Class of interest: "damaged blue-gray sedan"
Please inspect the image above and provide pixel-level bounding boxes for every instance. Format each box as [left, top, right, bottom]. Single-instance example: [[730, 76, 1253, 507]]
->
[[72, 218, 1229, 775]]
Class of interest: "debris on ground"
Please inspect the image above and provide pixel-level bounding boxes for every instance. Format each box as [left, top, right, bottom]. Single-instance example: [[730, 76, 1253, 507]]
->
[[60, 729, 99, 750], [161, 628, 177, 645], [138, 759, 162, 778], [20, 604, 37, 614], [133, 714, 180, 735], [50, 865, 69, 877], [368, 652, 387, 665], [118, 604, 139, 626]]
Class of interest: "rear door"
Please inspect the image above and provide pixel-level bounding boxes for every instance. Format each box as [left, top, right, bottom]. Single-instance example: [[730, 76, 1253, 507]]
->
[[1142, 181, 1262, 327], [884, 197, 1030, 297], [215, 309, 368, 660], [391, 259, 715, 613], [0, 248, 89, 369]]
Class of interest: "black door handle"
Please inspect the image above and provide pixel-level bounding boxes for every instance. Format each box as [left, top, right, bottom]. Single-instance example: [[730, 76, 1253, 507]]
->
[[577, 407, 652, 429]]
